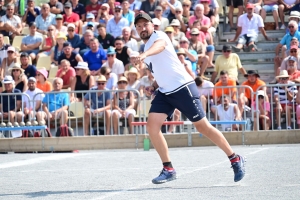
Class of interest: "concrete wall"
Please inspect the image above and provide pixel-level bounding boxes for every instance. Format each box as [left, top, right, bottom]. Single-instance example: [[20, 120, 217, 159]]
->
[[1, 130, 300, 152]]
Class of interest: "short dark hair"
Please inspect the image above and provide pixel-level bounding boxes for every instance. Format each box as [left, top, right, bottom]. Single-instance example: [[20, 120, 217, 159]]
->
[[100, 66, 109, 75], [194, 76, 203, 86], [220, 70, 228, 76], [97, 23, 106, 29], [115, 36, 124, 43]]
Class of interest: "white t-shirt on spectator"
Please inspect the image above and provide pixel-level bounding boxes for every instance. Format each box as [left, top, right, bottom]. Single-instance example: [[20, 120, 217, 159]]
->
[[0, 15, 21, 35], [101, 58, 125, 76], [139, 76, 155, 88], [125, 38, 138, 52], [284, 0, 297, 6], [237, 13, 264, 37], [130, 0, 141, 10], [23, 88, 45, 111], [216, 103, 236, 131], [197, 80, 214, 97]]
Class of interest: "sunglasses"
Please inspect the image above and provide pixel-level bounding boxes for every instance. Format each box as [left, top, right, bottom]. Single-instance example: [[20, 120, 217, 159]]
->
[[105, 72, 111, 75], [258, 95, 264, 99], [67, 29, 74, 32], [290, 50, 297, 53], [48, 29, 54, 31], [42, 7, 48, 10], [180, 41, 187, 44], [107, 54, 114, 57], [115, 43, 122, 45], [183, 4, 189, 7], [7, 9, 13, 11], [223, 50, 231, 53], [176, 11, 181, 13], [177, 54, 185, 56], [75, 68, 82, 71], [191, 34, 199, 36], [97, 82, 105, 85], [12, 69, 19, 72], [165, 31, 172, 34], [279, 77, 289, 80], [115, 10, 121, 13], [7, 51, 14, 53], [56, 18, 62, 20], [101, 8, 107, 10], [154, 25, 159, 27], [65, 7, 71, 9], [118, 81, 127, 84], [289, 26, 294, 28]]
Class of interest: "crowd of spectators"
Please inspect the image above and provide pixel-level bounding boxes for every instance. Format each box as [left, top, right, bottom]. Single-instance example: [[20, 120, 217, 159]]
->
[[0, 0, 300, 134]]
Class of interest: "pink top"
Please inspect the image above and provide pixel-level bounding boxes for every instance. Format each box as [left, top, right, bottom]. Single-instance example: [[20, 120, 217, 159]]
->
[[252, 101, 270, 112], [188, 15, 211, 30], [56, 67, 76, 86]]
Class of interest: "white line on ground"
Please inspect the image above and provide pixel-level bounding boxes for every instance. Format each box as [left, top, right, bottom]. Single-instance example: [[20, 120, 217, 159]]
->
[[91, 148, 269, 200]]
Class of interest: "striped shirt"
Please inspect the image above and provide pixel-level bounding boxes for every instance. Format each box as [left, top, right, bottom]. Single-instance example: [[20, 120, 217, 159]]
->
[[274, 81, 298, 103]]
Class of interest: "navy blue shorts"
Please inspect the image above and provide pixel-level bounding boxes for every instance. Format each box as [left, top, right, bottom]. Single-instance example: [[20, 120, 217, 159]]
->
[[149, 82, 206, 122]]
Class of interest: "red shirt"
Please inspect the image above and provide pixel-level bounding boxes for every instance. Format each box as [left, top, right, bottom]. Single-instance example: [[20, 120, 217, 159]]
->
[[85, 4, 101, 18], [63, 12, 80, 33], [289, 70, 300, 80], [56, 67, 76, 86]]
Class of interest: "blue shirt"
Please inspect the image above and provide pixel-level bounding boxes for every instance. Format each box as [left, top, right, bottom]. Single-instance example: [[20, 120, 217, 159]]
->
[[42, 92, 70, 112], [83, 48, 107, 71], [280, 30, 300, 50], [0, 89, 22, 112], [23, 65, 37, 78], [123, 10, 134, 25], [25, 7, 40, 25], [22, 34, 43, 51], [67, 34, 81, 49], [186, 49, 198, 71], [106, 72, 118, 90], [35, 13, 56, 31], [72, 3, 86, 19], [84, 88, 112, 109], [106, 17, 129, 38]]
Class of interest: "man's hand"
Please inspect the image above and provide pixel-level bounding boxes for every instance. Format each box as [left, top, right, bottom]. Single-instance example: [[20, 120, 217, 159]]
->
[[131, 53, 147, 65]]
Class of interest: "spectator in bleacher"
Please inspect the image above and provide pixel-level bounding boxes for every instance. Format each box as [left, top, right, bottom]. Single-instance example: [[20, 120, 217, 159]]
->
[[139, 68, 154, 99], [106, 4, 129, 38], [275, 20, 300, 64], [122, 27, 138, 51], [115, 36, 131, 67], [20, 52, 36, 78], [122, 0, 134, 28], [0, 4, 22, 39], [0, 75, 22, 123], [140, 0, 160, 18], [56, 59, 75, 89], [0, 33, 11, 65], [70, 61, 94, 101], [83, 38, 107, 75], [100, 66, 118, 90], [252, 90, 270, 130], [226, 0, 243, 31], [50, 32, 67, 66], [71, 0, 86, 21], [49, 0, 64, 14], [35, 4, 56, 35], [211, 45, 246, 83], [285, 56, 300, 82], [85, 0, 101, 18], [174, 7, 188, 33], [170, 19, 184, 42], [125, 67, 140, 96], [213, 70, 237, 106], [239, 70, 267, 113], [163, 0, 182, 22], [55, 14, 67, 35], [112, 76, 136, 134], [22, 0, 40, 26], [177, 48, 195, 78], [202, 0, 217, 28], [66, 23, 81, 50], [165, 26, 179, 50], [101, 46, 124, 78], [20, 22, 43, 61], [195, 76, 214, 112], [9, 63, 28, 92], [231, 3, 271, 52], [278, 0, 296, 29], [244, 0, 262, 14], [288, 11, 300, 29], [0, 0, 5, 17], [22, 77, 45, 122], [215, 95, 242, 131], [179, 37, 198, 74], [63, 2, 80, 33], [78, 30, 95, 56], [152, 18, 161, 31], [182, 0, 191, 25], [58, 42, 83, 68], [37, 26, 57, 59], [41, 77, 69, 126], [129, 0, 141, 14], [154, 6, 169, 31], [97, 23, 115, 49], [0, 46, 17, 82], [36, 68, 52, 92], [274, 70, 298, 130], [96, 3, 113, 24], [188, 28, 211, 78], [260, 0, 280, 30], [280, 47, 300, 72], [84, 75, 112, 135], [82, 13, 99, 36]]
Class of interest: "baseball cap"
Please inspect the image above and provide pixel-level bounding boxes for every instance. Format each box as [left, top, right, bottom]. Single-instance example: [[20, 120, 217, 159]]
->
[[246, 3, 254, 9], [155, 6, 162, 11], [86, 13, 95, 19], [222, 45, 232, 51], [56, 14, 63, 19], [115, 5, 122, 9], [107, 46, 116, 55], [152, 18, 161, 26], [134, 13, 152, 25], [87, 22, 94, 27], [291, 45, 298, 50], [7, 46, 15, 52], [67, 23, 75, 29], [28, 77, 36, 82], [64, 2, 72, 8], [288, 56, 297, 62]]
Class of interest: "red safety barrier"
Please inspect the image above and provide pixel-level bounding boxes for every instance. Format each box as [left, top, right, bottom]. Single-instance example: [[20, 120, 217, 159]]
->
[[131, 121, 184, 126]]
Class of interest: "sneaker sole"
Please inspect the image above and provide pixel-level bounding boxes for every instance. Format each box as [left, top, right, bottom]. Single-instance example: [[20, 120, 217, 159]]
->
[[234, 156, 246, 182], [152, 175, 177, 184]]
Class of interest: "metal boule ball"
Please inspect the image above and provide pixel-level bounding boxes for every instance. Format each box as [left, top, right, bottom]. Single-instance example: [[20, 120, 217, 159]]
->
[[7, 122, 12, 127], [33, 121, 38, 126], [0, 122, 6, 127], [26, 121, 31, 126], [19, 122, 25, 126], [39, 120, 46, 126], [13, 122, 19, 127]]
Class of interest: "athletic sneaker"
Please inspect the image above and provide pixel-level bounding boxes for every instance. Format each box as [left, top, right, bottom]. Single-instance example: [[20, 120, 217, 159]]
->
[[231, 155, 246, 182], [152, 168, 177, 184]]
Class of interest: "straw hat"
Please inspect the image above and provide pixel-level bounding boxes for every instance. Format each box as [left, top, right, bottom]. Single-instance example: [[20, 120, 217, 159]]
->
[[177, 48, 186, 55], [56, 32, 67, 40], [165, 26, 174, 32], [276, 70, 289, 80], [8, 63, 24, 73], [96, 75, 107, 82], [124, 67, 140, 79], [117, 76, 128, 84]]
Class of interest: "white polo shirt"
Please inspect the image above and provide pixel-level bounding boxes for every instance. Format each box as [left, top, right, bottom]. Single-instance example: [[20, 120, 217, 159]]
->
[[237, 13, 264, 37], [0, 15, 21, 35], [101, 58, 125, 76], [144, 31, 194, 94]]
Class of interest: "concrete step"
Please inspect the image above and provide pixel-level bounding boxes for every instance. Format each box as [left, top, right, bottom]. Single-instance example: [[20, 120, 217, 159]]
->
[[216, 41, 278, 51], [220, 30, 286, 41], [213, 51, 275, 61]]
